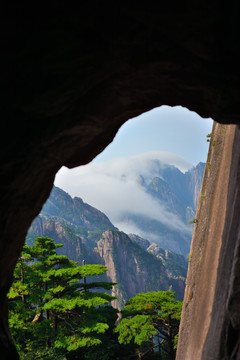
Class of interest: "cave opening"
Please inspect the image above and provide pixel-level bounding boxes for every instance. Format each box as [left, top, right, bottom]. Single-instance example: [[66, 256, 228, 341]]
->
[[0, 2, 238, 358], [10, 105, 213, 359]]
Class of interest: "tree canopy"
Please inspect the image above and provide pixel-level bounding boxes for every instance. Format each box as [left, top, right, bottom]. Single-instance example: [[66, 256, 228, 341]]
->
[[8, 237, 118, 359], [8, 237, 183, 359], [115, 291, 182, 359]]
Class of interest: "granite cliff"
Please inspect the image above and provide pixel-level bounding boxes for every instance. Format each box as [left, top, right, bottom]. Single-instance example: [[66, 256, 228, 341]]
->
[[97, 230, 186, 308], [27, 185, 187, 308]]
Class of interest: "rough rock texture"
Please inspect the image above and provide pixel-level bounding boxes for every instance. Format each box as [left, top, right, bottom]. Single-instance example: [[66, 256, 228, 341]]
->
[[30, 216, 86, 264], [176, 123, 240, 359], [0, 3, 239, 359], [41, 186, 115, 231], [28, 214, 187, 310], [185, 162, 206, 209], [97, 230, 185, 309]]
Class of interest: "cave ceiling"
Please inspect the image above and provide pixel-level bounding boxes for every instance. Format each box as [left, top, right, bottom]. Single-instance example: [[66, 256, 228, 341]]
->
[[0, 3, 239, 358]]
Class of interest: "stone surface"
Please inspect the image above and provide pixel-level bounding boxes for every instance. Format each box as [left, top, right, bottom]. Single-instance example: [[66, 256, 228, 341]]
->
[[0, 3, 239, 358], [176, 123, 240, 359], [97, 230, 185, 309]]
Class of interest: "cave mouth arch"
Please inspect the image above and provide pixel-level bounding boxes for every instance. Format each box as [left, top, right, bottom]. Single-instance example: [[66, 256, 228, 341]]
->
[[13, 105, 213, 357], [0, 2, 239, 358]]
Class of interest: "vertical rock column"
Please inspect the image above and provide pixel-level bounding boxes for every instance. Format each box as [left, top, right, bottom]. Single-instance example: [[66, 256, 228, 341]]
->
[[176, 122, 240, 359]]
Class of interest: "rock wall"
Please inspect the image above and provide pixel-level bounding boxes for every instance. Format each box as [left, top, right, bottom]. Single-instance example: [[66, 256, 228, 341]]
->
[[0, 3, 239, 359], [177, 123, 240, 359], [97, 230, 185, 309]]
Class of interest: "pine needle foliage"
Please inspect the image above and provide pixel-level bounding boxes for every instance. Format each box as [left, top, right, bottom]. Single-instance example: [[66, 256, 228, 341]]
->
[[115, 291, 182, 360], [8, 237, 117, 359]]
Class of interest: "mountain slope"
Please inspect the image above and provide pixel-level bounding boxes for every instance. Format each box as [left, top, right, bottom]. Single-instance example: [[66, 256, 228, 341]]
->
[[118, 162, 205, 255], [42, 186, 116, 232], [27, 185, 187, 308], [97, 230, 186, 308]]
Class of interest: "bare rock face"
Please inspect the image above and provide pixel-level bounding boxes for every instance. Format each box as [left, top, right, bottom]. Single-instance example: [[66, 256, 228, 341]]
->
[[177, 123, 240, 359], [0, 3, 239, 359], [97, 230, 185, 309]]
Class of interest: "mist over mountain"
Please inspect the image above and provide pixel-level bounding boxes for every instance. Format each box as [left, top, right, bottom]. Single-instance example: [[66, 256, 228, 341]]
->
[[27, 185, 188, 308], [121, 161, 205, 254], [54, 152, 205, 255], [26, 155, 205, 308]]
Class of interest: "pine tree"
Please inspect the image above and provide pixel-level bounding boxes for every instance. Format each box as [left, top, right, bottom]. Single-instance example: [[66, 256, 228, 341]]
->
[[8, 237, 118, 359], [8, 244, 35, 355], [115, 291, 182, 360]]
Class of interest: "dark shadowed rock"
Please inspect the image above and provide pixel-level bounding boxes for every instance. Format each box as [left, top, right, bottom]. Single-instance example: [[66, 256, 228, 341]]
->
[[0, 3, 239, 358]]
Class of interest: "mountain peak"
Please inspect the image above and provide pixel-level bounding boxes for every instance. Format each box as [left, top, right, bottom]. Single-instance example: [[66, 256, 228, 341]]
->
[[41, 185, 116, 232]]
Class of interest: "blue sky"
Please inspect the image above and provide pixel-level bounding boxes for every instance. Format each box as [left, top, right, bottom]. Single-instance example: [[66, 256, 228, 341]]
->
[[94, 105, 213, 166], [55, 106, 213, 238]]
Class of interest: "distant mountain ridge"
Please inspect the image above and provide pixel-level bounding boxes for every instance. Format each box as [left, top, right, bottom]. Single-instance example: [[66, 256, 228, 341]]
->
[[27, 185, 188, 308], [118, 162, 205, 255], [27, 161, 204, 308], [41, 186, 116, 232], [147, 162, 205, 219]]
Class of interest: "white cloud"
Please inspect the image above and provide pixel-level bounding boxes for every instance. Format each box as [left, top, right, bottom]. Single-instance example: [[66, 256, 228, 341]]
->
[[54, 151, 193, 236]]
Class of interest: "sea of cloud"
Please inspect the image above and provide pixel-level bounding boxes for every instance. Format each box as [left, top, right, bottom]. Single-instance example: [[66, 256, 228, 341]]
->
[[54, 151, 193, 237]]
